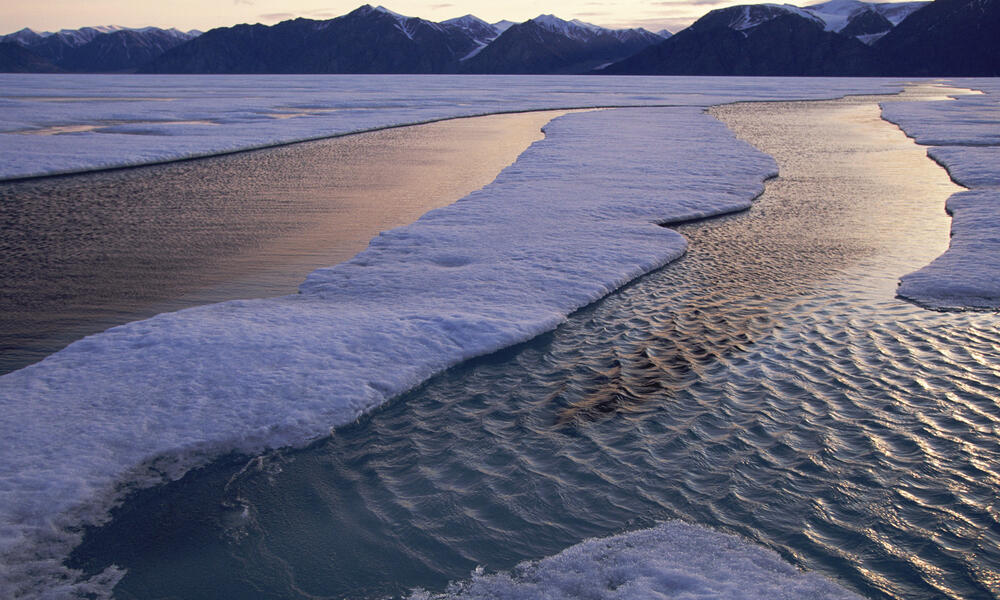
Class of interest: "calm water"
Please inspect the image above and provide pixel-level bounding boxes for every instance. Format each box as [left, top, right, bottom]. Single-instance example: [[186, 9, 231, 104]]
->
[[0, 112, 558, 374], [68, 97, 1000, 600]]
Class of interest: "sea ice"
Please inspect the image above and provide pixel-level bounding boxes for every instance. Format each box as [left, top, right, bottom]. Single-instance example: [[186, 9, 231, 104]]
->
[[883, 79, 1000, 309], [408, 521, 863, 600], [0, 75, 901, 180]]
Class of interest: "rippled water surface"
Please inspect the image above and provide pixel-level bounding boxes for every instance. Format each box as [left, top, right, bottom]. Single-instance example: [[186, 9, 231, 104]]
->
[[69, 97, 1000, 600], [0, 112, 557, 374]]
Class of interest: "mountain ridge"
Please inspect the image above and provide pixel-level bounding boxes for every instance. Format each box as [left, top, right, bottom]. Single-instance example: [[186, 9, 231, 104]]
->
[[1, 0, 995, 75]]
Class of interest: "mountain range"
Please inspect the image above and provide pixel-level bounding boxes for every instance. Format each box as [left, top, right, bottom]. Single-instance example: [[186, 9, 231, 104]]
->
[[0, 25, 200, 72], [603, 0, 997, 75], [1, 0, 996, 76]]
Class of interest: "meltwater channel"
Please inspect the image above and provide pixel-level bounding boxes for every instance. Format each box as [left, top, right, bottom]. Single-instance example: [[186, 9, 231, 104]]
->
[[68, 96, 999, 599]]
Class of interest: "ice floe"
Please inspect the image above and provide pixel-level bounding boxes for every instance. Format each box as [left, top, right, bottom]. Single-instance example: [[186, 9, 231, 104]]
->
[[408, 521, 862, 600], [884, 79, 1000, 309]]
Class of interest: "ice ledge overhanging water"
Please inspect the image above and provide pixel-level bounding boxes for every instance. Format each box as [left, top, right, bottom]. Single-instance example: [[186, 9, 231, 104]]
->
[[881, 80, 1000, 310]]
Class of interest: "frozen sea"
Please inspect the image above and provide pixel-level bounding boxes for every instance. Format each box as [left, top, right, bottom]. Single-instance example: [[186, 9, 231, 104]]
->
[[1, 75, 999, 599]]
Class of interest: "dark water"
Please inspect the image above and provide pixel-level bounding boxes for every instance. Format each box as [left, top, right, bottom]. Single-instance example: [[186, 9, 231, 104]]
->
[[69, 98, 1000, 600], [0, 112, 555, 374]]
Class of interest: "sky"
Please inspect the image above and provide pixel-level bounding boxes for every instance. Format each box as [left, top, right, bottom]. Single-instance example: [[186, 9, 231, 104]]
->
[[0, 0, 889, 35]]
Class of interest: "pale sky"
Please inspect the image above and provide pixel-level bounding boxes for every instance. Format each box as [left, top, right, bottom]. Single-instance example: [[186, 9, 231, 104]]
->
[[0, 0, 882, 36]]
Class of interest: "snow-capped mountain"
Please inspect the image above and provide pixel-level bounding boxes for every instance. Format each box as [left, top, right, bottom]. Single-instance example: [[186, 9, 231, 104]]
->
[[492, 20, 516, 34], [144, 5, 488, 73], [440, 14, 500, 60], [603, 2, 879, 75], [602, 0, 993, 75], [660, 0, 926, 45], [2, 0, 993, 75], [707, 3, 826, 30], [61, 28, 204, 71], [461, 14, 664, 73], [441, 14, 500, 44], [530, 14, 665, 45], [806, 0, 928, 30], [0, 25, 200, 71], [802, 0, 927, 42]]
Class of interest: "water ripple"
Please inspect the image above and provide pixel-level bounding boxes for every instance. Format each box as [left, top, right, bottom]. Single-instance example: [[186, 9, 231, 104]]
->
[[69, 97, 1000, 600]]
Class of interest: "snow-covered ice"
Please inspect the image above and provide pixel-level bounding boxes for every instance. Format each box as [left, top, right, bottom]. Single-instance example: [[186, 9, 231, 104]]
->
[[884, 79, 1000, 309], [0, 75, 902, 180], [409, 521, 862, 600]]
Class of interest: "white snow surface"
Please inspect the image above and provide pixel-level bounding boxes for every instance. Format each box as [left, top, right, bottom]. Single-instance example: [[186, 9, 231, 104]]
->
[[409, 521, 863, 600], [0, 75, 902, 181], [884, 80, 1000, 310]]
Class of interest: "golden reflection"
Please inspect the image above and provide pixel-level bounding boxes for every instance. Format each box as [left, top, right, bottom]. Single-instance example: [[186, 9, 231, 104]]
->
[[213, 110, 573, 297], [14, 119, 219, 134], [710, 86, 965, 298]]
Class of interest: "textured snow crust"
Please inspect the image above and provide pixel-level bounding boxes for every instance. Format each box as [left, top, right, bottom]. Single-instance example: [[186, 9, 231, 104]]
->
[[884, 80, 1000, 309], [409, 522, 863, 600], [0, 75, 902, 180], [0, 105, 781, 598]]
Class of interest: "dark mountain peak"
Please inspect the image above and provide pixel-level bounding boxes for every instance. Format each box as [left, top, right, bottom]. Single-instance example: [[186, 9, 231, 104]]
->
[[59, 27, 195, 71], [602, 5, 876, 75], [1, 25, 200, 71], [876, 0, 999, 75], [693, 3, 826, 32], [2, 28, 47, 45], [440, 14, 499, 49], [840, 8, 893, 37], [442, 14, 490, 27], [349, 4, 380, 16], [144, 3, 482, 73], [461, 14, 663, 74], [530, 14, 605, 40]]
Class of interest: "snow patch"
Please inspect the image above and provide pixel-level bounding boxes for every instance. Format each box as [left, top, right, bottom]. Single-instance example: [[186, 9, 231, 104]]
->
[[408, 522, 863, 600], [803, 0, 927, 31], [887, 80, 1000, 310], [726, 4, 825, 31]]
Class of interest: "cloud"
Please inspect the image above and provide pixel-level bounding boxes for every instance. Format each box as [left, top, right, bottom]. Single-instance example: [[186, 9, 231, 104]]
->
[[601, 15, 697, 33], [429, 3, 454, 8], [651, 0, 732, 5], [259, 7, 344, 22], [234, 0, 254, 5]]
